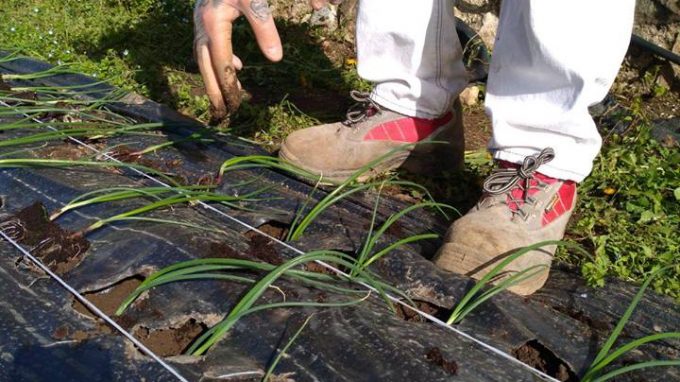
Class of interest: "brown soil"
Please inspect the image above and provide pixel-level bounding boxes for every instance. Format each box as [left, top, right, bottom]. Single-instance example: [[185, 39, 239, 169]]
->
[[512, 340, 577, 382], [246, 235, 285, 265], [209, 234, 285, 266], [51, 323, 102, 341], [63, 277, 145, 341], [35, 142, 102, 161], [208, 241, 251, 260], [109, 145, 159, 168], [425, 347, 458, 375], [110, 145, 217, 186], [462, 104, 492, 151], [73, 276, 144, 318], [243, 223, 289, 265], [247, 222, 289, 240], [133, 319, 207, 357], [3, 202, 90, 274], [70, 276, 206, 357], [395, 300, 445, 323], [304, 261, 337, 276]]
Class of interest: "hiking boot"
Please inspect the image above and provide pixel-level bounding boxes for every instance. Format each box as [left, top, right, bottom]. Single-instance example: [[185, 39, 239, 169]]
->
[[433, 148, 577, 295], [279, 91, 464, 183]]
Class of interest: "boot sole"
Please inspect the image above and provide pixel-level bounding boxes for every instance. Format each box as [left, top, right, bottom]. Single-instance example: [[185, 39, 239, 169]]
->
[[280, 140, 463, 185], [279, 144, 409, 184]]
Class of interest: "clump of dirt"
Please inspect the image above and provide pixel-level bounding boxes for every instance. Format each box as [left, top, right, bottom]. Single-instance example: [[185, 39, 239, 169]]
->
[[73, 276, 144, 318], [246, 235, 285, 265], [243, 223, 289, 265], [35, 142, 103, 161], [425, 347, 458, 375], [304, 261, 336, 275], [133, 319, 207, 357], [2, 202, 89, 274], [512, 340, 577, 382], [395, 300, 446, 322], [247, 222, 289, 240], [110, 145, 217, 186], [110, 145, 160, 169]]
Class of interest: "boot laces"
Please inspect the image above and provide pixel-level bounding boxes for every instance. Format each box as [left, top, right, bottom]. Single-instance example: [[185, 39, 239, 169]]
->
[[343, 90, 381, 126], [481, 148, 556, 219]]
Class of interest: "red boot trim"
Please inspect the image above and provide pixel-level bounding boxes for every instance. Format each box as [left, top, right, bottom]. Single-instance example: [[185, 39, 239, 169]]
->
[[363, 112, 453, 143]]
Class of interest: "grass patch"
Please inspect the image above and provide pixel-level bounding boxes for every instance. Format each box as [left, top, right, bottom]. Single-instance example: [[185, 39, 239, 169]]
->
[[558, 115, 679, 300], [0, 0, 365, 143]]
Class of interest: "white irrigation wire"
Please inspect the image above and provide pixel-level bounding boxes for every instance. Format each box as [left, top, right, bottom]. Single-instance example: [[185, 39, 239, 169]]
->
[[0, 230, 190, 382], [0, 98, 560, 382]]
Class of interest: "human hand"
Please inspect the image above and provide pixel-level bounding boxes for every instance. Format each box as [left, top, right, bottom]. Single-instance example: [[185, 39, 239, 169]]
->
[[194, 0, 282, 119], [194, 0, 343, 120]]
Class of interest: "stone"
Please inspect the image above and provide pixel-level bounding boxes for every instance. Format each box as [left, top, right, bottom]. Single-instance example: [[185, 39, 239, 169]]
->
[[310, 4, 338, 31], [478, 12, 499, 50], [459, 86, 480, 106]]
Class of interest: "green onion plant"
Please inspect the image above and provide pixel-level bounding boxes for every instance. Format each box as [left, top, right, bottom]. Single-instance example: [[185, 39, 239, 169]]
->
[[447, 240, 590, 325], [116, 252, 379, 355], [66, 187, 272, 238], [581, 267, 680, 382], [49, 185, 215, 220], [0, 158, 181, 186], [0, 122, 164, 148], [0, 64, 82, 81], [220, 144, 454, 242]]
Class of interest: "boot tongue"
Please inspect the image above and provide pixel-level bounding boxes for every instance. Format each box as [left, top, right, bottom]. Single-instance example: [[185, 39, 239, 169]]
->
[[344, 101, 382, 126]]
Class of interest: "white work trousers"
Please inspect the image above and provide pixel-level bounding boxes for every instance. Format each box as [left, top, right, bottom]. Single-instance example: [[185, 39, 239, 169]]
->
[[356, 0, 635, 181]]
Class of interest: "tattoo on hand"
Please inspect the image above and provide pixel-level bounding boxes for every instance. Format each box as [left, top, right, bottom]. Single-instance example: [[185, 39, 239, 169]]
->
[[250, 0, 271, 21]]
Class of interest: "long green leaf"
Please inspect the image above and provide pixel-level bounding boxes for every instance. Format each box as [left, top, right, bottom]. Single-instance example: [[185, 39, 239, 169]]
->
[[590, 360, 680, 382], [190, 251, 363, 354], [589, 332, 680, 377], [449, 265, 547, 324], [446, 240, 588, 325], [263, 315, 315, 381], [590, 267, 668, 368], [187, 292, 372, 355], [0, 158, 180, 186], [360, 233, 439, 271]]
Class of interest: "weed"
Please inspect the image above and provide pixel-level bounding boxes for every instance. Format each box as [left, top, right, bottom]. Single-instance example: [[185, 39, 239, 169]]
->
[[560, 122, 679, 299]]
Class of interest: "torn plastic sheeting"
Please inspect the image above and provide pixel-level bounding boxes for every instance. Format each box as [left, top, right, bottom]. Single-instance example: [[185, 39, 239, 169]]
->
[[1, 129, 677, 382], [0, 205, 541, 381], [0, 51, 451, 249], [0, 243, 190, 382], [0, 163, 548, 381], [1, 55, 678, 381]]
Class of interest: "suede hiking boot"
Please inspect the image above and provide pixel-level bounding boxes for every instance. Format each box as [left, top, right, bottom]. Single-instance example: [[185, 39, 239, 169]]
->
[[433, 148, 577, 296], [279, 91, 464, 183]]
